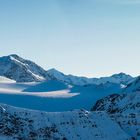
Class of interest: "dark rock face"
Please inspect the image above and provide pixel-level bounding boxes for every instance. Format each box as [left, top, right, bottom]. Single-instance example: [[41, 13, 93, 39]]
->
[[91, 91, 140, 140], [0, 111, 60, 140], [91, 94, 126, 114]]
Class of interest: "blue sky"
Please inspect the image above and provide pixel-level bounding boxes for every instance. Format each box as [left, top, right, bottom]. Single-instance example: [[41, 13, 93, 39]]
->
[[0, 0, 140, 77]]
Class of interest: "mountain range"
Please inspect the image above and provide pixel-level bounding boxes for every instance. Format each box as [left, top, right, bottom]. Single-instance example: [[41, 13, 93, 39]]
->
[[0, 54, 139, 140], [0, 54, 134, 85], [0, 54, 134, 112]]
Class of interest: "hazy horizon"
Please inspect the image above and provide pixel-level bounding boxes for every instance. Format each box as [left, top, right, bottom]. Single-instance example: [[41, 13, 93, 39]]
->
[[0, 0, 140, 77]]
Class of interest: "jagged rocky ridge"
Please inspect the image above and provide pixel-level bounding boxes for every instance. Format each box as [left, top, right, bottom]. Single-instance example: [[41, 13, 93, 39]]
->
[[91, 77, 140, 140]]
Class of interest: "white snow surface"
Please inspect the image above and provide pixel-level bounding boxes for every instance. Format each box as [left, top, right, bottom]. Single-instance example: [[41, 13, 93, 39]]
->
[[0, 79, 122, 112], [0, 104, 131, 140], [0, 76, 15, 83]]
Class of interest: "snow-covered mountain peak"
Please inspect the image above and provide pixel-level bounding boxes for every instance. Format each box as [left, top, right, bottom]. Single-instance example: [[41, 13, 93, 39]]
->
[[46, 68, 67, 82], [111, 72, 133, 84], [47, 68, 65, 77], [47, 68, 60, 73], [0, 54, 49, 82], [8, 54, 21, 59], [112, 72, 132, 79], [4, 54, 24, 62], [0, 54, 135, 85]]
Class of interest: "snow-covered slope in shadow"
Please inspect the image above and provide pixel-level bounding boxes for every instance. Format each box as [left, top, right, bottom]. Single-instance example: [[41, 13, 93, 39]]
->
[[0, 81, 122, 112], [123, 76, 140, 93], [23, 80, 70, 92]]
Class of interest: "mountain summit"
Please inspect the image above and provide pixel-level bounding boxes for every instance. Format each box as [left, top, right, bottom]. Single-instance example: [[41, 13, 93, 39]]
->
[[0, 54, 49, 82]]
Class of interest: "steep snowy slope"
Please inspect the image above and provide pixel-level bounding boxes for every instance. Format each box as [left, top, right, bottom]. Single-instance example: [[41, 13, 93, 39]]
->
[[0, 54, 49, 82], [47, 69, 133, 86], [92, 92, 140, 114], [91, 84, 140, 140], [0, 104, 131, 140], [124, 76, 140, 93], [92, 76, 140, 113], [92, 92, 140, 140]]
